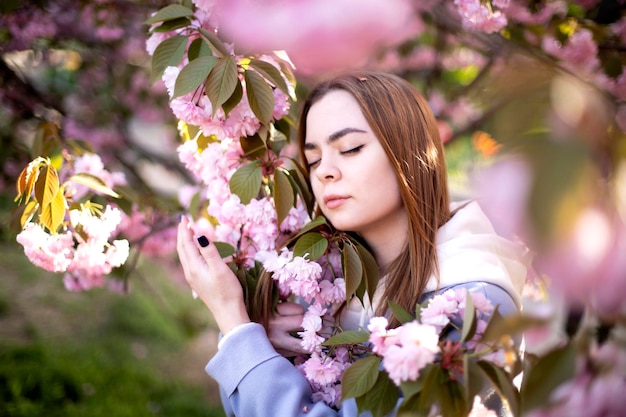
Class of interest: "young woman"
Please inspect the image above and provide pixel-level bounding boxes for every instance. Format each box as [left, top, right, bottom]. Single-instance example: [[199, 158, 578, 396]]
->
[[177, 71, 531, 416]]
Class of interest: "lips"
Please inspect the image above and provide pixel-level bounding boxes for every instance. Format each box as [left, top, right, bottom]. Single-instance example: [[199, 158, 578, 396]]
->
[[323, 194, 349, 209]]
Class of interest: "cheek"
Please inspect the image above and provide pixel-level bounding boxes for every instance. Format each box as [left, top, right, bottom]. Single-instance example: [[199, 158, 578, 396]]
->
[[310, 178, 324, 203]]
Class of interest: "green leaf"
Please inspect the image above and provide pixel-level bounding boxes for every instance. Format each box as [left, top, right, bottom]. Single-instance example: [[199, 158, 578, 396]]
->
[[68, 173, 121, 198], [323, 330, 369, 346], [397, 394, 432, 417], [287, 159, 315, 215], [268, 126, 287, 155], [342, 241, 363, 300], [274, 116, 293, 143], [416, 365, 445, 412], [151, 17, 191, 33], [289, 215, 327, 241], [274, 169, 295, 229], [244, 69, 275, 125], [145, 4, 194, 25], [461, 289, 477, 343], [463, 356, 484, 407], [199, 27, 229, 57], [482, 310, 548, 343], [356, 372, 399, 417], [354, 241, 380, 304], [293, 232, 328, 261], [248, 59, 289, 94], [188, 38, 212, 61], [206, 55, 239, 116], [388, 300, 414, 325], [229, 162, 262, 204], [278, 59, 297, 99], [173, 56, 218, 98], [213, 242, 235, 258], [39, 188, 66, 233], [520, 344, 576, 415], [400, 380, 423, 401], [240, 133, 266, 159], [34, 164, 59, 208], [438, 379, 468, 417], [222, 78, 243, 117], [151, 35, 187, 82], [477, 360, 521, 417], [341, 356, 380, 400]]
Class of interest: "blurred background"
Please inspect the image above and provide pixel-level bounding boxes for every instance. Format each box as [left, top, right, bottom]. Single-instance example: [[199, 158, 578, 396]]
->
[[1, 0, 625, 416]]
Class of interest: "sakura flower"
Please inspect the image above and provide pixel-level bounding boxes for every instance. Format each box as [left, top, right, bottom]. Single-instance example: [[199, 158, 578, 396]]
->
[[381, 321, 440, 385], [469, 395, 497, 417], [310, 383, 342, 408], [454, 0, 508, 33], [16, 223, 74, 273], [420, 290, 459, 331], [318, 278, 346, 305], [368, 316, 390, 355], [67, 153, 126, 201], [300, 353, 345, 387]]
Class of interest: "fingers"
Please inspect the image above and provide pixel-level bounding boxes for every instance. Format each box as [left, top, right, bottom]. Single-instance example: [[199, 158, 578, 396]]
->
[[176, 216, 251, 335], [268, 302, 308, 356], [276, 301, 305, 317], [268, 324, 308, 356]]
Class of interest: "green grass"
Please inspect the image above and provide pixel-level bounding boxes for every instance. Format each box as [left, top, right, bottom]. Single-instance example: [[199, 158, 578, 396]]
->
[[0, 236, 225, 417]]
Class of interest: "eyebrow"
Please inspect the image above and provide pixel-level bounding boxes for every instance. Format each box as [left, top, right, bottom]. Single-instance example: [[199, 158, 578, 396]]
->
[[304, 127, 367, 150]]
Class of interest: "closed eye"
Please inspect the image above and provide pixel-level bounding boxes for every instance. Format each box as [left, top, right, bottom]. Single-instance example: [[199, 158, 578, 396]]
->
[[307, 159, 320, 169], [341, 145, 364, 155]]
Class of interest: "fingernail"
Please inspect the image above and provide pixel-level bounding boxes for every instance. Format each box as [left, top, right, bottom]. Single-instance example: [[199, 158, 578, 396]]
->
[[197, 235, 209, 247]]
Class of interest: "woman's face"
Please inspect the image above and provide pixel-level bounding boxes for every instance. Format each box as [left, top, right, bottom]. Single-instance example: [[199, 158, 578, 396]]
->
[[304, 90, 406, 240]]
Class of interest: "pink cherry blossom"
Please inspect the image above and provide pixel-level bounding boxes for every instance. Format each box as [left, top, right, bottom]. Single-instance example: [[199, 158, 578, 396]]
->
[[454, 0, 508, 34], [505, 0, 567, 25], [280, 203, 311, 233], [536, 207, 626, 316], [213, 0, 417, 74], [469, 395, 497, 417], [382, 321, 440, 385], [16, 224, 74, 273], [472, 156, 533, 241], [300, 353, 345, 387], [420, 290, 459, 331], [542, 28, 600, 75], [318, 278, 346, 305], [67, 153, 126, 201], [310, 383, 342, 408], [367, 316, 390, 355]]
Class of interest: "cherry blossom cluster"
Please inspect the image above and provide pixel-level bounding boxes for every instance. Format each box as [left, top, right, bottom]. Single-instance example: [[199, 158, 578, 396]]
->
[[258, 246, 348, 406], [369, 289, 497, 386], [17, 205, 129, 292], [526, 339, 626, 417], [15, 153, 130, 291]]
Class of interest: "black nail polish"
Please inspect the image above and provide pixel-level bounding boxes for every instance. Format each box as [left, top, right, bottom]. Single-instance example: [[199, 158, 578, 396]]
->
[[197, 235, 209, 247]]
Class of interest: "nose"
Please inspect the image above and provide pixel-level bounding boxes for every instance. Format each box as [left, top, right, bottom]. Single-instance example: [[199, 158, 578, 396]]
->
[[315, 156, 341, 183]]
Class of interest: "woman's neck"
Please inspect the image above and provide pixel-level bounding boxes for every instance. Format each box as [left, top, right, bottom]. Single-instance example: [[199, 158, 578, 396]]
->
[[359, 211, 409, 271]]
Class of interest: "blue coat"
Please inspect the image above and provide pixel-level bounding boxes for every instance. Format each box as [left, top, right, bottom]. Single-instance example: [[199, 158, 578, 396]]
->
[[206, 281, 518, 417]]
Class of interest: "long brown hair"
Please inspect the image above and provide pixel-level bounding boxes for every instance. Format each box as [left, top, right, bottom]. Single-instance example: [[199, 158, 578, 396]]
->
[[254, 71, 451, 328]]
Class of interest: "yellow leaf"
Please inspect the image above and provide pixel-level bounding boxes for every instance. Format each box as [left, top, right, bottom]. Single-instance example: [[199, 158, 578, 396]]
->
[[20, 200, 39, 228], [15, 157, 46, 204], [39, 188, 67, 233], [35, 163, 60, 208], [68, 173, 121, 198]]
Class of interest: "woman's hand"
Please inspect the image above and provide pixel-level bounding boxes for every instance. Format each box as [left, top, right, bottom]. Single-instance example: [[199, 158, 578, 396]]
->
[[268, 302, 309, 357], [177, 216, 250, 335]]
